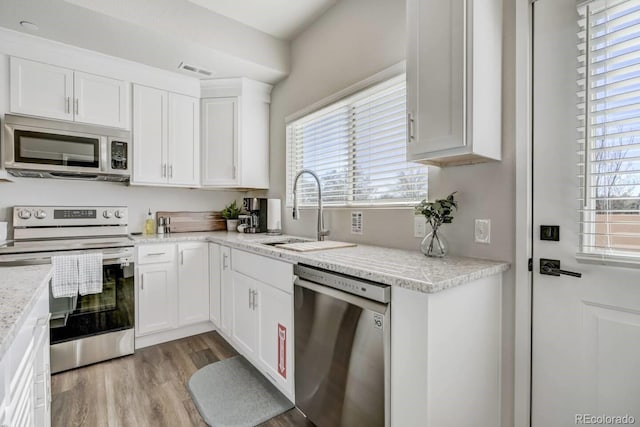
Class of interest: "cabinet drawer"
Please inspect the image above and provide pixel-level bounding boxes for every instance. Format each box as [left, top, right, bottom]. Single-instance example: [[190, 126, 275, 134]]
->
[[231, 249, 293, 294], [137, 244, 176, 264]]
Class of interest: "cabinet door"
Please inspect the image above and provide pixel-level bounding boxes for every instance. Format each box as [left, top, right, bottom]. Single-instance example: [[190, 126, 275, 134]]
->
[[132, 85, 168, 184], [220, 246, 233, 336], [33, 314, 51, 427], [168, 93, 200, 186], [177, 242, 209, 326], [137, 262, 178, 336], [209, 243, 222, 327], [406, 0, 465, 158], [256, 282, 294, 397], [10, 57, 74, 121], [201, 98, 239, 186], [74, 71, 128, 128], [231, 272, 258, 359]]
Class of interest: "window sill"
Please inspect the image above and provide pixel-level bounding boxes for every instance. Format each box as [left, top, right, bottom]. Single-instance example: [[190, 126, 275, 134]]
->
[[576, 252, 640, 269]]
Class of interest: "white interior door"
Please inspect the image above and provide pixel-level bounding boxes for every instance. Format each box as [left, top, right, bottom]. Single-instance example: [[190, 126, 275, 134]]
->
[[532, 0, 640, 425]]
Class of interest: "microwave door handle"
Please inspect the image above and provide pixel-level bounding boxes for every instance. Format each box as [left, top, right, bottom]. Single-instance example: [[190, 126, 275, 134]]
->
[[101, 137, 109, 172]]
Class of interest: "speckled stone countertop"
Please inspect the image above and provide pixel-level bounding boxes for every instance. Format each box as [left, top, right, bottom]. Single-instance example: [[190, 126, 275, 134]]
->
[[133, 232, 510, 294], [0, 265, 52, 360]]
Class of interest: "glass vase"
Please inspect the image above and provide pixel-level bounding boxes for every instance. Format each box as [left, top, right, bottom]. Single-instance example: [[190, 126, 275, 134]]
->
[[421, 226, 448, 257]]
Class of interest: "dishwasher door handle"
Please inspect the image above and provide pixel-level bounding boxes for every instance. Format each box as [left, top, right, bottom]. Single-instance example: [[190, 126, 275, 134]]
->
[[294, 278, 388, 314]]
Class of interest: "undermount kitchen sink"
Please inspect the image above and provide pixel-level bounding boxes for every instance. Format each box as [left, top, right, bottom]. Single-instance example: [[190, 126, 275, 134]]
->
[[262, 239, 357, 252], [260, 238, 312, 246]]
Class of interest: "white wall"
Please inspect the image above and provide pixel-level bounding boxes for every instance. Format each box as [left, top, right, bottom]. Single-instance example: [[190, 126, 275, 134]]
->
[[0, 179, 242, 234], [266, 0, 517, 425]]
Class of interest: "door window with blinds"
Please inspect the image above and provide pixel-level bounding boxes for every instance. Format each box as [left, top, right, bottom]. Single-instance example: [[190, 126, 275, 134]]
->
[[578, 0, 640, 261], [286, 75, 427, 207]]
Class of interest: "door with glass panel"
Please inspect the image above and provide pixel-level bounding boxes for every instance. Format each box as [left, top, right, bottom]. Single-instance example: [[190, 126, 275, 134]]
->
[[532, 0, 640, 425]]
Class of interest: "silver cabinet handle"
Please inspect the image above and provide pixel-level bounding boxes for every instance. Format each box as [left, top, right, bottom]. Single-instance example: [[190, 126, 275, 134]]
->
[[169, 165, 173, 178], [252, 289, 257, 310], [248, 289, 252, 308], [147, 252, 166, 256], [162, 163, 167, 178], [407, 112, 415, 142], [223, 253, 229, 269], [66, 96, 71, 114], [74, 98, 79, 115], [141, 273, 144, 290], [180, 251, 184, 265]]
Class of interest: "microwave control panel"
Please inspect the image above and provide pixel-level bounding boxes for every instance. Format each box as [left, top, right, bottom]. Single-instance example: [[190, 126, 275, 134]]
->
[[111, 141, 128, 170]]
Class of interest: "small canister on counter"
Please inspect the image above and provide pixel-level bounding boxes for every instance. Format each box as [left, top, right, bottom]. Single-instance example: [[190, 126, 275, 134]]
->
[[157, 217, 165, 235]]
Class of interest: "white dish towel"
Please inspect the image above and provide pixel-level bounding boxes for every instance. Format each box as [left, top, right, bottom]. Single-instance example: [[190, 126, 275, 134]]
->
[[51, 255, 80, 298], [79, 252, 103, 296]]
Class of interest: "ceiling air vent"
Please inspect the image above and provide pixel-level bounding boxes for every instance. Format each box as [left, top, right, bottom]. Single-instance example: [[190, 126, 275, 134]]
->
[[178, 62, 213, 77]]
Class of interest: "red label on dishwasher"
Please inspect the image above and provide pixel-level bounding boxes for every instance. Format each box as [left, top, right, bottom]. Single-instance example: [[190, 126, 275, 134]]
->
[[278, 323, 286, 379]]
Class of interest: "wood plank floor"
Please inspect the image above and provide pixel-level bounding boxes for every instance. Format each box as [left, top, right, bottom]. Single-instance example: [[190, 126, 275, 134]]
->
[[51, 332, 313, 427]]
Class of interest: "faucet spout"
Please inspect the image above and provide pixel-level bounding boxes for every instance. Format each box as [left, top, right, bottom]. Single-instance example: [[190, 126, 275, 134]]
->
[[292, 169, 330, 241]]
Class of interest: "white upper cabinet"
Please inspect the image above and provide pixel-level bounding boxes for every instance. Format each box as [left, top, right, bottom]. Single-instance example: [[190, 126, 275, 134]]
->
[[201, 98, 239, 186], [10, 57, 129, 128], [74, 71, 128, 128], [133, 85, 167, 184], [406, 0, 502, 166], [168, 93, 200, 186], [10, 58, 73, 121], [132, 84, 200, 187], [201, 78, 271, 189]]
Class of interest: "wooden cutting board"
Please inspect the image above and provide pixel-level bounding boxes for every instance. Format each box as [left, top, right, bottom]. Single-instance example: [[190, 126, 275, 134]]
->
[[156, 211, 226, 233], [275, 241, 357, 252]]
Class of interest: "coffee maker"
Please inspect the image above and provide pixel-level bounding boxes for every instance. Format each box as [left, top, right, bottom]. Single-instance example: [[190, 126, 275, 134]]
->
[[243, 198, 268, 233]]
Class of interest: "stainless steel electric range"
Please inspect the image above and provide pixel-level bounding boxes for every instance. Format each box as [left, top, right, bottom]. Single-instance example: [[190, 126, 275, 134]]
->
[[0, 206, 135, 373]]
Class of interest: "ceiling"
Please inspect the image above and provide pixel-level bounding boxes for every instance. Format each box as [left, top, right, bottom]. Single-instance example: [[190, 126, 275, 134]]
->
[[0, 0, 338, 83], [187, 0, 338, 40]]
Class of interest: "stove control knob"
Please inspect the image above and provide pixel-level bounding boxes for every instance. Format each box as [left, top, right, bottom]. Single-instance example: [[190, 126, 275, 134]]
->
[[114, 210, 124, 219], [103, 210, 113, 219], [18, 209, 32, 219], [34, 210, 47, 219]]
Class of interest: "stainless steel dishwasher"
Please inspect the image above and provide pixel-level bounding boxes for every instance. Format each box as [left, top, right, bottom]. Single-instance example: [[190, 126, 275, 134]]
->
[[294, 264, 390, 427]]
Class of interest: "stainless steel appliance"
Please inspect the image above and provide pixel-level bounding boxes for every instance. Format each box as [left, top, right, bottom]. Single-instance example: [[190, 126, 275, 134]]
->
[[3, 114, 131, 181], [294, 264, 390, 427], [0, 206, 135, 373], [242, 198, 268, 233]]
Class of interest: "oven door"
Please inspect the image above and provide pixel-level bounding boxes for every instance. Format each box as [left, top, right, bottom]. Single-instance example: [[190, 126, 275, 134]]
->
[[49, 256, 134, 345]]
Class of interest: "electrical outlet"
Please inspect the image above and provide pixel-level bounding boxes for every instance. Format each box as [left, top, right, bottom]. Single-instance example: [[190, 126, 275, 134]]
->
[[351, 211, 363, 234], [414, 216, 427, 238], [475, 219, 491, 244]]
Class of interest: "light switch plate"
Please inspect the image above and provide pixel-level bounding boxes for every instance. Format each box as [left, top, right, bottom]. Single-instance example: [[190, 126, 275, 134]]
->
[[351, 211, 363, 234], [475, 219, 491, 244], [414, 216, 427, 238]]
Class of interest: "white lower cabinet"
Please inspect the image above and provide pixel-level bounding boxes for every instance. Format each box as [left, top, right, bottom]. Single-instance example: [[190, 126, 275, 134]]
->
[[1, 281, 50, 427], [219, 246, 233, 337], [231, 272, 259, 359], [228, 249, 294, 399], [209, 243, 222, 327], [137, 261, 178, 336], [136, 243, 211, 346], [178, 242, 209, 326]]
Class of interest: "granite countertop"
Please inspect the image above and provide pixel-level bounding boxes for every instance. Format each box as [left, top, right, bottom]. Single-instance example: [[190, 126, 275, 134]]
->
[[0, 265, 52, 360], [134, 231, 510, 294]]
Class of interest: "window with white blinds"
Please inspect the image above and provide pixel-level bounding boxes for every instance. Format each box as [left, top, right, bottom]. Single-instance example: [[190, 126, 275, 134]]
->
[[286, 75, 428, 207], [578, 0, 640, 260]]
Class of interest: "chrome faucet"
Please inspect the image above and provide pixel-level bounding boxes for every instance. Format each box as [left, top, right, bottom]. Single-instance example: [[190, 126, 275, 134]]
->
[[292, 169, 330, 241]]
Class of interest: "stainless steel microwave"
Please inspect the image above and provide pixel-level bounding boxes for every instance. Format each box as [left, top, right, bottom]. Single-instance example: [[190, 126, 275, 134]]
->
[[3, 114, 131, 181]]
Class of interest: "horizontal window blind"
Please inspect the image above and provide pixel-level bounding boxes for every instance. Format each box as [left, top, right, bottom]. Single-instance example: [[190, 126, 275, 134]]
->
[[286, 75, 427, 207], [578, 0, 640, 260]]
